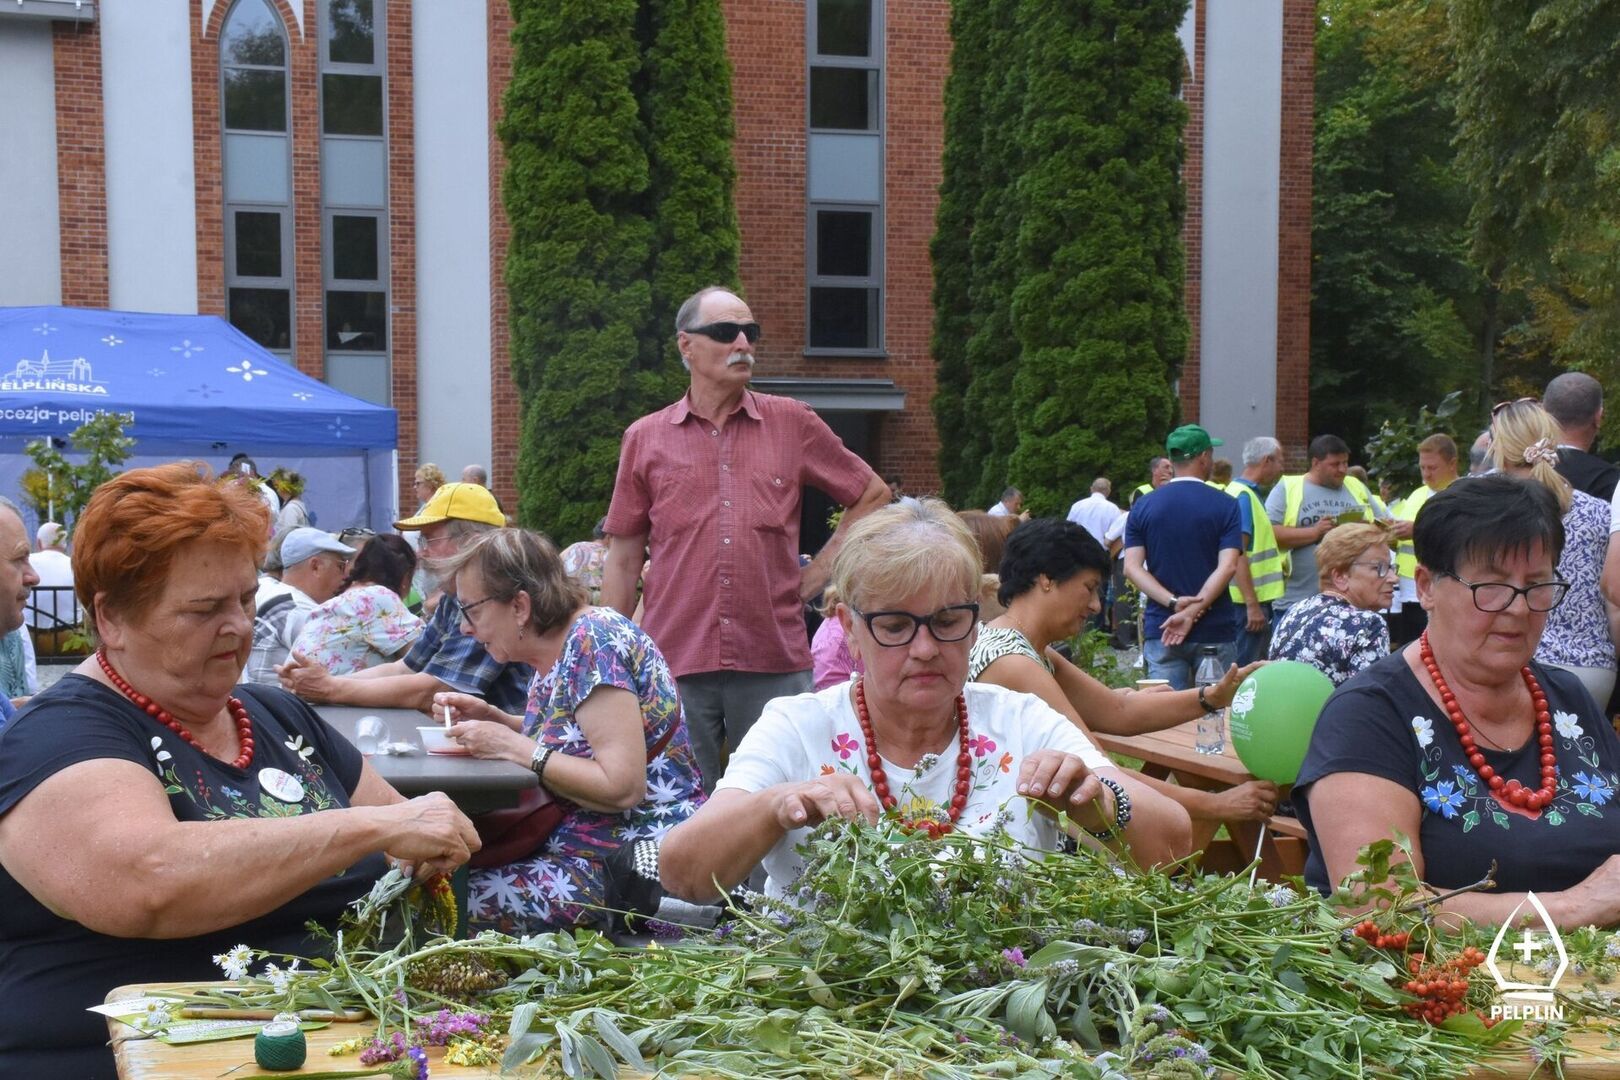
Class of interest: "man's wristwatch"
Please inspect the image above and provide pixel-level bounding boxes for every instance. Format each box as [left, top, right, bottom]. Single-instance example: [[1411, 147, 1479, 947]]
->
[[1084, 775, 1132, 840]]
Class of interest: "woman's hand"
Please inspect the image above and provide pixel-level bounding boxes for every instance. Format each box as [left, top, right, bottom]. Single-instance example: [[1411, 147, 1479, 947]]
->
[[433, 691, 524, 731], [1204, 660, 1264, 710], [377, 793, 481, 880], [1209, 779, 1280, 822], [766, 774, 883, 831], [1017, 749, 1102, 809], [447, 719, 533, 765]]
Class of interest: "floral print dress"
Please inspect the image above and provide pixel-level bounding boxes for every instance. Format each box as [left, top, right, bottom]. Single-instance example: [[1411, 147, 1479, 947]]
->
[[1268, 592, 1389, 686], [466, 608, 703, 932], [291, 584, 423, 675]]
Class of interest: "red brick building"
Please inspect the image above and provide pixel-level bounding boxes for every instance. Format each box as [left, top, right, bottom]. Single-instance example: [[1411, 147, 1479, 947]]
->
[[0, 0, 1311, 520]]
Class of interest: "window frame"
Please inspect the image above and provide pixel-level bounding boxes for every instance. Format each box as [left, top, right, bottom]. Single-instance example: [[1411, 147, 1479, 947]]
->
[[317, 0, 392, 404], [805, 0, 886, 356], [219, 0, 294, 359]]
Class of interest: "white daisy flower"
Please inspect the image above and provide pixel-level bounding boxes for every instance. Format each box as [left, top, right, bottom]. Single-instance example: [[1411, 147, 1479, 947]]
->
[[140, 1001, 173, 1030], [263, 958, 300, 994], [1411, 716, 1434, 748], [212, 943, 253, 981], [1555, 711, 1583, 740]]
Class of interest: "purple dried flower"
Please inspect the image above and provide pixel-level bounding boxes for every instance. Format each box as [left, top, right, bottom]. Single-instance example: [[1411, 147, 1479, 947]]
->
[[1002, 947, 1027, 968], [645, 919, 685, 941], [406, 1045, 429, 1080]]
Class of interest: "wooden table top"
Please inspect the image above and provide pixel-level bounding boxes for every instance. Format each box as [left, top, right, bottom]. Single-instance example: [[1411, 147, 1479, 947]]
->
[[1092, 719, 1256, 786], [108, 983, 1620, 1078]]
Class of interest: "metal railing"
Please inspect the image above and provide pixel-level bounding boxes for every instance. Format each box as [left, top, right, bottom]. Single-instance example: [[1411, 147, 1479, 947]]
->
[[26, 585, 85, 660]]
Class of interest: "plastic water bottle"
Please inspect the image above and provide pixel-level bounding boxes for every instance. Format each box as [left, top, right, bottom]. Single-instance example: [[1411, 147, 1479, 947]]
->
[[1194, 646, 1226, 755]]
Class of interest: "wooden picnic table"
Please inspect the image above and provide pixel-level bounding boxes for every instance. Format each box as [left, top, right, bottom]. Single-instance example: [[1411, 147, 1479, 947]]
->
[[105, 982, 1620, 1078], [1091, 719, 1308, 879]]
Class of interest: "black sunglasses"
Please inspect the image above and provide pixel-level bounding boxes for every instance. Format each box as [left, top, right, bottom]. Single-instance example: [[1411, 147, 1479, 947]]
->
[[685, 321, 761, 345]]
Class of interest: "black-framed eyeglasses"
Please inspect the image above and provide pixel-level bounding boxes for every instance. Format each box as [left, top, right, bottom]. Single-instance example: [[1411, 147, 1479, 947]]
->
[[458, 595, 499, 620], [685, 321, 761, 345], [1491, 396, 1538, 418], [1351, 560, 1396, 579], [1439, 572, 1569, 613], [852, 603, 979, 647]]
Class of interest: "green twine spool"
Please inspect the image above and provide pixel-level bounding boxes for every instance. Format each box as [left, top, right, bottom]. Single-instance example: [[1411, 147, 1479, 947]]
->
[[253, 1021, 307, 1071]]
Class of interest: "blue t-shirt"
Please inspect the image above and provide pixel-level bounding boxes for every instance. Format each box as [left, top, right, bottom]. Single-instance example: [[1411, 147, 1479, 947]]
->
[[1124, 477, 1243, 643], [1230, 478, 1258, 542]]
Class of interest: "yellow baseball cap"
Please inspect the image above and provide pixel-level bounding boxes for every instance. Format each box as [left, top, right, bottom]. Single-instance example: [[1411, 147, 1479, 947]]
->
[[394, 482, 505, 530]]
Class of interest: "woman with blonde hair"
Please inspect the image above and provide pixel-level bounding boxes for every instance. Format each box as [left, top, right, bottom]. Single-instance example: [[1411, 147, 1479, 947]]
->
[[1268, 522, 1395, 686], [659, 499, 1190, 903], [1490, 399, 1618, 704]]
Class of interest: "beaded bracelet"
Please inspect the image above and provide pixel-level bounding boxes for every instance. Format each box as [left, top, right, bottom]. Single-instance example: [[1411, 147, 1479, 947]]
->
[[1084, 775, 1132, 840]]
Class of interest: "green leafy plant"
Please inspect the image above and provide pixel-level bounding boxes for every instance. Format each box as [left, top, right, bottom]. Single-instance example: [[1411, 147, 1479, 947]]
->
[[1067, 628, 1134, 690], [1363, 390, 1463, 501], [22, 411, 135, 537]]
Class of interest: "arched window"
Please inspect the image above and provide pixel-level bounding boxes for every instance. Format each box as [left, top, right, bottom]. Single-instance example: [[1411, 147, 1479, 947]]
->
[[220, 0, 294, 356]]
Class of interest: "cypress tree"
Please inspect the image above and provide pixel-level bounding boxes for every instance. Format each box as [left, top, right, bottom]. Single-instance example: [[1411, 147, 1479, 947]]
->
[[930, 0, 992, 505], [503, 0, 653, 540], [642, 0, 740, 383], [502, 0, 739, 542], [1005, 0, 1188, 512], [956, 0, 1028, 510]]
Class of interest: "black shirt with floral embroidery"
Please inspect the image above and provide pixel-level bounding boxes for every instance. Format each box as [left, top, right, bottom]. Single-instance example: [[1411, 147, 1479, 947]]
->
[[0, 675, 386, 1078], [1297, 651, 1620, 897]]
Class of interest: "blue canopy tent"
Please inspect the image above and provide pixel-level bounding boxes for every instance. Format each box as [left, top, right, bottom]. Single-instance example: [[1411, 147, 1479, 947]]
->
[[0, 306, 398, 533]]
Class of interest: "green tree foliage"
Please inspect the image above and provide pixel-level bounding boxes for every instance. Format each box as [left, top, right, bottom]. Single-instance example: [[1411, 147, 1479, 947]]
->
[[502, 0, 738, 542], [1450, 0, 1620, 409], [932, 0, 1188, 513], [1310, 0, 1491, 452], [23, 411, 135, 535], [1362, 390, 1461, 499], [1006, 0, 1188, 514], [929, 0, 993, 504], [642, 0, 740, 377]]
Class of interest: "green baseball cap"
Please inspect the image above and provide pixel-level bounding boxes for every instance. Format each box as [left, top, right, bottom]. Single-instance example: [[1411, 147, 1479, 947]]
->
[[1166, 424, 1223, 461]]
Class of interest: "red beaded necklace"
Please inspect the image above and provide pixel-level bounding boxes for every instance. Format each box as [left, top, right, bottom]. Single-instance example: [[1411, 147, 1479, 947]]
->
[[853, 677, 972, 839], [1419, 632, 1556, 811], [97, 649, 256, 770]]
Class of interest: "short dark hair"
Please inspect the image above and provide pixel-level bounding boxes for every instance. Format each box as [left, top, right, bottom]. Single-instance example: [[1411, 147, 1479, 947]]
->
[[1544, 371, 1603, 428], [1414, 474, 1564, 579], [1308, 434, 1350, 462], [996, 517, 1111, 607], [342, 533, 417, 597]]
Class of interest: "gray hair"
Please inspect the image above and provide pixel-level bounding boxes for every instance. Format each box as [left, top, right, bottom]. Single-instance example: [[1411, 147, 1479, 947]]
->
[[674, 285, 738, 334], [1544, 371, 1603, 428], [1001, 486, 1021, 502], [0, 497, 21, 524], [461, 464, 489, 486], [443, 518, 499, 543], [829, 498, 980, 614], [1090, 477, 1111, 495], [1242, 436, 1282, 466], [433, 527, 586, 635]]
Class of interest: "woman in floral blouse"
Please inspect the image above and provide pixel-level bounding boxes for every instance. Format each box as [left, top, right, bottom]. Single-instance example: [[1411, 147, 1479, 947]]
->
[[1268, 522, 1394, 686], [433, 529, 703, 932], [1489, 399, 1618, 707], [1296, 475, 1620, 927], [292, 533, 422, 674]]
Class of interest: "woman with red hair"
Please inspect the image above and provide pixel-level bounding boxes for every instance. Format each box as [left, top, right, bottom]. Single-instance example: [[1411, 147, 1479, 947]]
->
[[0, 462, 479, 1078]]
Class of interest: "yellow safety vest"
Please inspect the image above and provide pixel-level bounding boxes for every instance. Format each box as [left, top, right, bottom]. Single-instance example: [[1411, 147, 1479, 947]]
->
[[1226, 482, 1286, 603], [1130, 482, 1153, 507], [1394, 484, 1436, 580], [1279, 472, 1375, 529]]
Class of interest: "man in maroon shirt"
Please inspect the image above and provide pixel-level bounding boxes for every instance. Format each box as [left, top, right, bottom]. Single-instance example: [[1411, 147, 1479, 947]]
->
[[602, 286, 890, 792]]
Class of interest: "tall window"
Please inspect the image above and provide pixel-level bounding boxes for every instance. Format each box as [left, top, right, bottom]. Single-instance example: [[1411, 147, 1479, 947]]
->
[[807, 0, 883, 353], [221, 0, 293, 356], [320, 0, 390, 404]]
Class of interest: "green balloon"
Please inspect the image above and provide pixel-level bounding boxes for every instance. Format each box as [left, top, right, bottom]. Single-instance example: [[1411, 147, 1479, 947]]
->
[[1226, 661, 1336, 784]]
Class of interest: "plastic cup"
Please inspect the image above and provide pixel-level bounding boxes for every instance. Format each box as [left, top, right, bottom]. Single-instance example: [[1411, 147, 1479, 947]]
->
[[354, 715, 386, 756]]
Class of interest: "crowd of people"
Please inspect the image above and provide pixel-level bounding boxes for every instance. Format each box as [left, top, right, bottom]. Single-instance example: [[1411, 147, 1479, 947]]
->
[[4, 282, 1620, 1075]]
